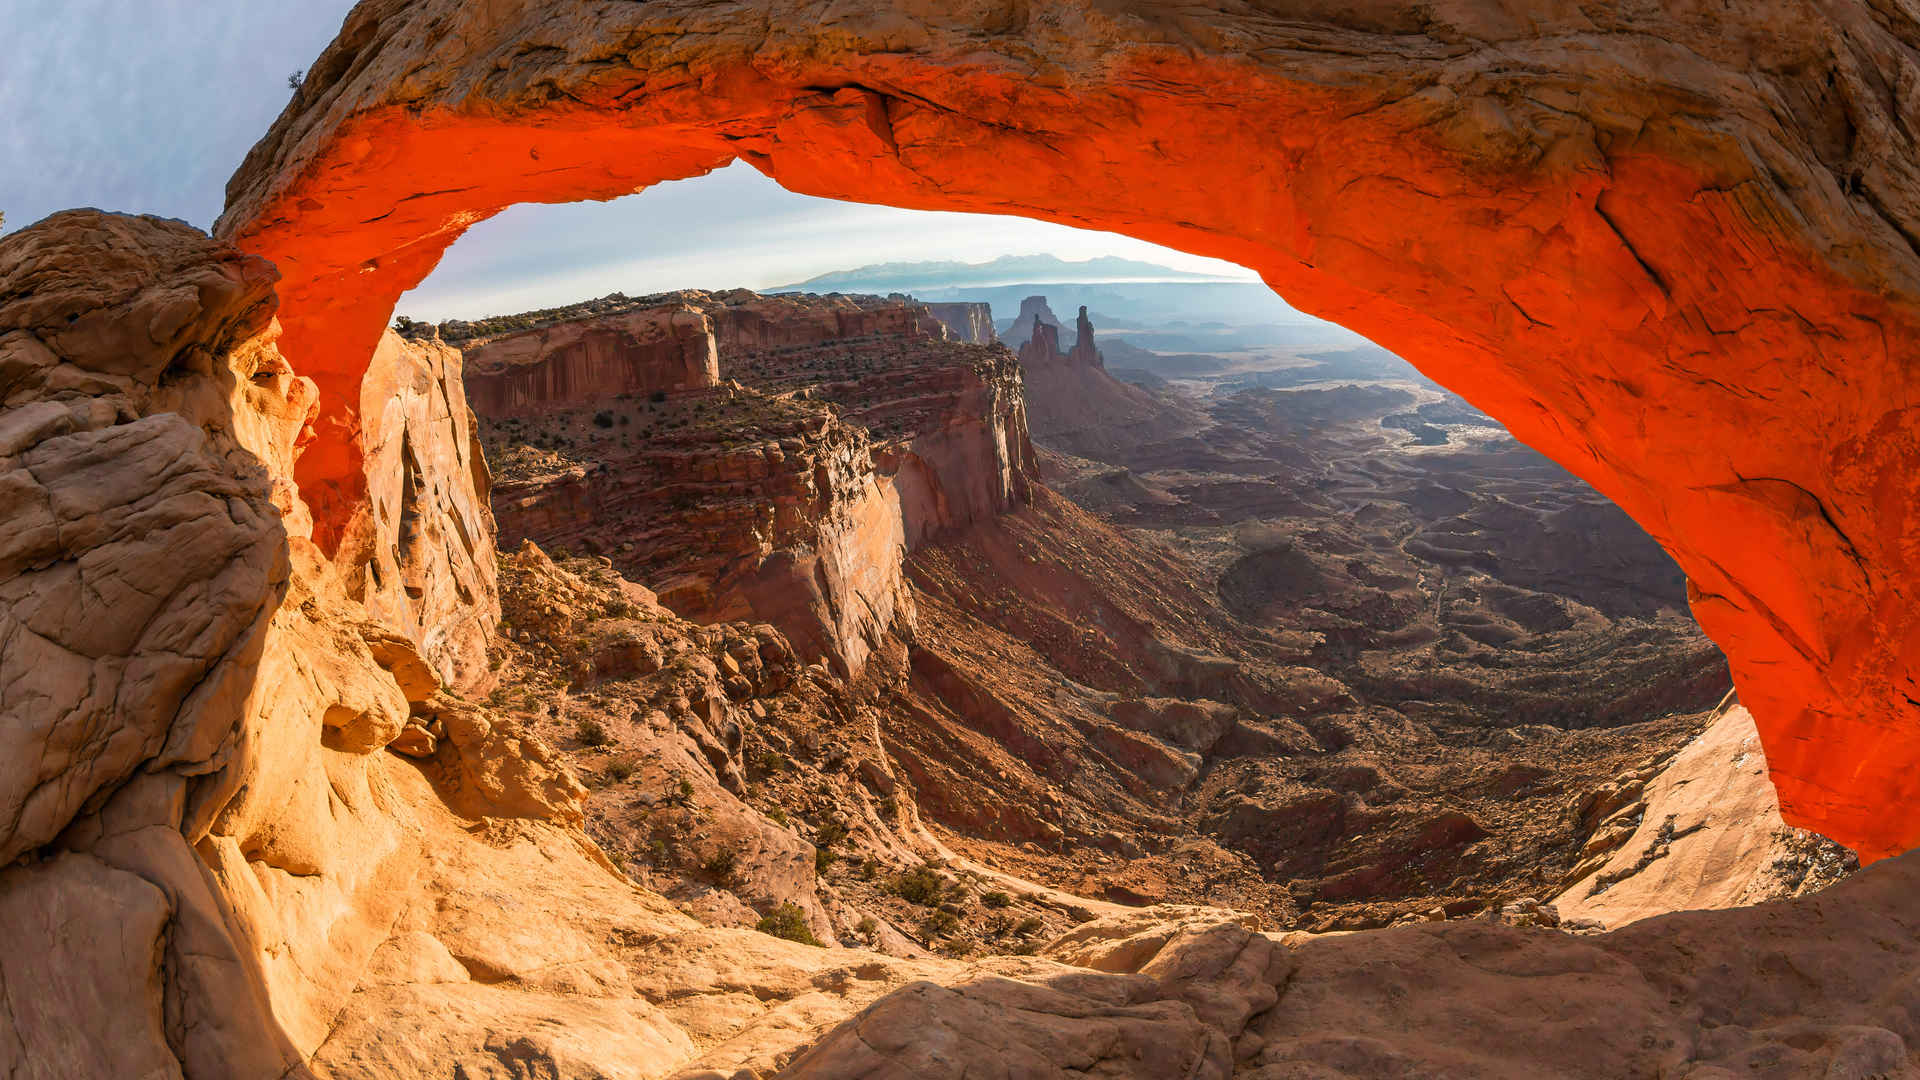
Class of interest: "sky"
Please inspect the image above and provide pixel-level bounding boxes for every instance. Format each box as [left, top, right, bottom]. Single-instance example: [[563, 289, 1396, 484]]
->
[[0, 1, 1258, 322]]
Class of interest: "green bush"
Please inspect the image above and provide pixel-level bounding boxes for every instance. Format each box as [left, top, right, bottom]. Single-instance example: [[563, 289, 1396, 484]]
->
[[575, 717, 612, 747], [889, 865, 946, 906], [756, 903, 821, 946], [605, 759, 635, 783], [981, 890, 1013, 909], [919, 910, 961, 939], [814, 847, 838, 875], [701, 848, 738, 885]]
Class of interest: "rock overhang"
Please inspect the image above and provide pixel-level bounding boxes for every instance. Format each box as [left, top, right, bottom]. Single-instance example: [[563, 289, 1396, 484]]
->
[[213, 0, 1920, 859]]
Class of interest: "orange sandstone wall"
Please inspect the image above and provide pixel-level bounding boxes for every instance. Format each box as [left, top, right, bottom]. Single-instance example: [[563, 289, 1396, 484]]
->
[[463, 305, 720, 417], [217, 0, 1920, 858]]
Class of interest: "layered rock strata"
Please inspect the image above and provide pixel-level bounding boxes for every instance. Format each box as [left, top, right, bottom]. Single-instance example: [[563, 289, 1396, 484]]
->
[[924, 301, 996, 344], [1002, 295, 1064, 347], [461, 303, 719, 417], [484, 387, 917, 678], [473, 294, 1034, 676]]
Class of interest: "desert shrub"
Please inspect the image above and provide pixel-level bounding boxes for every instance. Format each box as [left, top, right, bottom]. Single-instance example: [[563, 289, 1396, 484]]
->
[[919, 910, 961, 939], [768, 807, 788, 826], [575, 717, 612, 747], [605, 759, 636, 783], [981, 890, 1013, 909], [677, 777, 695, 801], [1014, 917, 1045, 937], [701, 848, 738, 885], [814, 847, 838, 875], [855, 916, 879, 937], [890, 865, 946, 906], [755, 903, 821, 946], [815, 821, 849, 848], [593, 411, 615, 428]]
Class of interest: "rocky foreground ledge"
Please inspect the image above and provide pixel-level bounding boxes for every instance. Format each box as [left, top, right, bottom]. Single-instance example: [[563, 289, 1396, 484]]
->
[[2, 203, 1918, 1079]]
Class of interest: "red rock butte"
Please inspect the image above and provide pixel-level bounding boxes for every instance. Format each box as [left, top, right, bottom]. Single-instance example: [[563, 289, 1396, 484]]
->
[[217, 0, 1920, 859]]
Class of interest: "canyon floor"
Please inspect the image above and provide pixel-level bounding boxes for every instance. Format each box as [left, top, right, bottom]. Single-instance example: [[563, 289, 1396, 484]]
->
[[464, 289, 1850, 949]]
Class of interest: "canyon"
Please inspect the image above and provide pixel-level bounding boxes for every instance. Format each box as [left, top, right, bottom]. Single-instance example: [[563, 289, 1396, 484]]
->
[[465, 290, 1032, 677], [6, 0, 1920, 1078]]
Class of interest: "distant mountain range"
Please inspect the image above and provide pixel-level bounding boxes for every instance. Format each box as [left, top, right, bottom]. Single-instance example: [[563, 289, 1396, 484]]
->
[[768, 254, 1253, 293]]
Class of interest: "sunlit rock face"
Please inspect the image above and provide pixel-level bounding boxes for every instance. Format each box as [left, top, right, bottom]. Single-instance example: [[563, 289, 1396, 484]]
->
[[462, 304, 720, 417], [217, 0, 1920, 859], [0, 211, 627, 1078], [345, 329, 499, 689], [471, 294, 1034, 678], [925, 302, 996, 344]]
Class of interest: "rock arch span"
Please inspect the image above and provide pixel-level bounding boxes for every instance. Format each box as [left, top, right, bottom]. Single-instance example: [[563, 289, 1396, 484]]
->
[[219, 0, 1920, 859]]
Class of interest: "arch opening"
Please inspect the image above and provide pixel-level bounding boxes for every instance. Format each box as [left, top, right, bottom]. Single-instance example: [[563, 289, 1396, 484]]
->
[[382, 164, 1755, 929], [215, 2, 1920, 860]]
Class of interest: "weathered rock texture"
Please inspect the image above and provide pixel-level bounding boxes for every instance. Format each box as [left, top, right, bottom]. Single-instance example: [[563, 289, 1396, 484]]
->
[[345, 329, 499, 689], [462, 303, 719, 417], [1554, 700, 1856, 928], [475, 293, 1034, 676], [925, 301, 996, 344], [215, 0, 1920, 858]]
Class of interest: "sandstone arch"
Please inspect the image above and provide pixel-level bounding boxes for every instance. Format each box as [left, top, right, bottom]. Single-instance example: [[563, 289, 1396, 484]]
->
[[218, 0, 1920, 859]]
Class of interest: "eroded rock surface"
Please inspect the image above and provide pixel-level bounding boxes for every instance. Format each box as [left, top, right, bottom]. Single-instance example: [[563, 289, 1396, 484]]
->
[[1554, 700, 1857, 929], [462, 303, 720, 417], [474, 291, 1033, 677]]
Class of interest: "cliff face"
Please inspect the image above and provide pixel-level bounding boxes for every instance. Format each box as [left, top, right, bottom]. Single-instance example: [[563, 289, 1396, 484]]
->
[[486, 392, 917, 677], [474, 293, 1035, 677], [1066, 306, 1103, 369], [703, 290, 945, 351], [461, 304, 718, 417], [0, 211, 561, 1078], [924, 302, 996, 344], [342, 329, 499, 688]]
